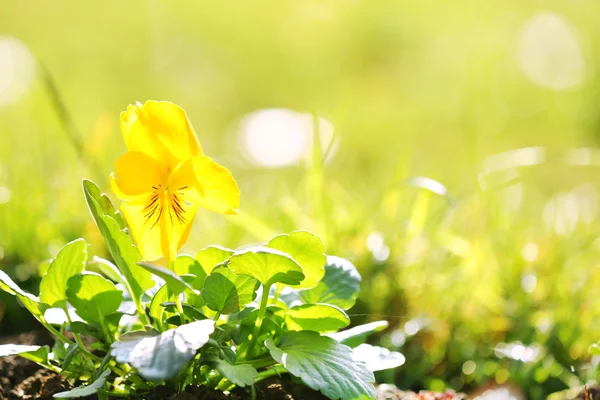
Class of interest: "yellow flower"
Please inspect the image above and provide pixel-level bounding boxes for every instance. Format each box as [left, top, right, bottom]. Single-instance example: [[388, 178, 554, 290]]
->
[[110, 100, 240, 262]]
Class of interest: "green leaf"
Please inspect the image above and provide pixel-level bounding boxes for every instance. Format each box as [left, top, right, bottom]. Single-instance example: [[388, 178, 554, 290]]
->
[[227, 247, 304, 287], [0, 270, 48, 320], [174, 255, 206, 290], [0, 344, 41, 357], [18, 296, 50, 323], [286, 304, 350, 333], [265, 331, 375, 400], [267, 231, 326, 289], [160, 302, 207, 320], [53, 369, 110, 398], [352, 344, 405, 372], [65, 320, 116, 349], [215, 360, 258, 387], [149, 284, 171, 327], [66, 321, 101, 339], [232, 305, 286, 347], [111, 320, 215, 380], [66, 274, 123, 324], [39, 239, 87, 308], [139, 262, 198, 295], [0, 345, 50, 369], [283, 256, 361, 310], [82, 180, 153, 304], [82, 177, 126, 229], [328, 321, 389, 348], [196, 245, 235, 275], [202, 266, 259, 315], [62, 343, 80, 370], [91, 256, 125, 285], [0, 270, 24, 296]]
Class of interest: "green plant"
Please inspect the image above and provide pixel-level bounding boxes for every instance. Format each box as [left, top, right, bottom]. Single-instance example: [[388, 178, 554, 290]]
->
[[0, 179, 403, 399]]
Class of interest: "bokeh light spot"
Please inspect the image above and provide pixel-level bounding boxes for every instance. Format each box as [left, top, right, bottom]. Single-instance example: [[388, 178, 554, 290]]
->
[[517, 12, 584, 90], [462, 360, 476, 375], [0, 36, 36, 107], [0, 186, 12, 204], [521, 273, 537, 293], [237, 108, 337, 167], [521, 242, 538, 262]]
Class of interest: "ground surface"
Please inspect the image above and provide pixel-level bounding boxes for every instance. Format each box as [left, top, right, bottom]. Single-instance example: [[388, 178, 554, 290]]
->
[[0, 332, 482, 400], [0, 331, 77, 400]]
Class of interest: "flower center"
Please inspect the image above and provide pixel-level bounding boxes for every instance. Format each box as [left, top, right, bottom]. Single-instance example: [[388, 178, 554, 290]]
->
[[143, 183, 189, 228]]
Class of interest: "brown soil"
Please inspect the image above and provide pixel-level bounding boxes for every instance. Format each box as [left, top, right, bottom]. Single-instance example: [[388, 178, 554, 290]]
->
[[0, 331, 75, 400], [0, 332, 477, 400], [141, 378, 328, 400], [375, 385, 467, 400]]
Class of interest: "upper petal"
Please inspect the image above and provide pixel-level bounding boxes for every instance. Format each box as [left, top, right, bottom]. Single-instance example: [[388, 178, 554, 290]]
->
[[120, 101, 203, 169], [110, 151, 168, 201], [169, 156, 240, 215]]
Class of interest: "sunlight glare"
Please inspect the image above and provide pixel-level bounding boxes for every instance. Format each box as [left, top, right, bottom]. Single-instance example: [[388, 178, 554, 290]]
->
[[517, 12, 584, 90], [521, 273, 537, 293], [521, 243, 538, 262], [237, 108, 337, 167], [0, 36, 36, 107], [0, 186, 11, 204]]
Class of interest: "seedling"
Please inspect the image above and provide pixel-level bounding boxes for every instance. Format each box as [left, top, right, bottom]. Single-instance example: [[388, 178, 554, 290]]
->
[[0, 101, 403, 399]]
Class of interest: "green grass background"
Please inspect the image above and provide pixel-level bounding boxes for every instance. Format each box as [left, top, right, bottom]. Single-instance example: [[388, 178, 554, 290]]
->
[[1, 1, 600, 398]]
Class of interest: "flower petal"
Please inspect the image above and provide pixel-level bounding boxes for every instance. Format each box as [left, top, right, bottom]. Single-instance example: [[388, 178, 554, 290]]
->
[[121, 101, 203, 169], [121, 194, 199, 261], [169, 156, 240, 215], [120, 102, 142, 144], [110, 151, 168, 202], [121, 199, 163, 261]]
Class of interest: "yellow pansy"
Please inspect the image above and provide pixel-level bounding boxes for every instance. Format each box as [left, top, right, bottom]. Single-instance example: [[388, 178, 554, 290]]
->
[[110, 100, 240, 262]]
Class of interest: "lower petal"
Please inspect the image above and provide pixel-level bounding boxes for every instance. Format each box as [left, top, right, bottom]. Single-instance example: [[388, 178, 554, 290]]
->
[[121, 192, 199, 261], [121, 199, 164, 262]]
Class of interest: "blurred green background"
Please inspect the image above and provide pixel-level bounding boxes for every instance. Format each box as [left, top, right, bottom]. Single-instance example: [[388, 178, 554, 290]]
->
[[2, 1, 600, 398]]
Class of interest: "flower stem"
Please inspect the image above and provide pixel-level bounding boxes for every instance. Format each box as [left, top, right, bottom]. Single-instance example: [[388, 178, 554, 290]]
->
[[131, 292, 149, 326], [270, 285, 282, 306], [255, 365, 287, 384], [63, 306, 95, 362], [216, 378, 233, 391], [168, 258, 186, 325], [42, 319, 72, 345], [247, 283, 272, 357], [175, 295, 186, 325]]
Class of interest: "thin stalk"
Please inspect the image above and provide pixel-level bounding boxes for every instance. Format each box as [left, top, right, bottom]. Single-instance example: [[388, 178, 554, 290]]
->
[[213, 311, 221, 322], [53, 312, 129, 377], [167, 258, 186, 325], [98, 311, 113, 344], [205, 371, 224, 389], [24, 357, 62, 373], [270, 285, 282, 306], [216, 378, 233, 391], [97, 389, 131, 398], [63, 306, 94, 363], [309, 112, 327, 240], [175, 295, 186, 325], [237, 356, 277, 369], [255, 365, 287, 383], [130, 290, 149, 326], [247, 284, 272, 357], [42, 320, 72, 345], [40, 62, 102, 176]]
